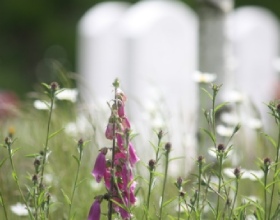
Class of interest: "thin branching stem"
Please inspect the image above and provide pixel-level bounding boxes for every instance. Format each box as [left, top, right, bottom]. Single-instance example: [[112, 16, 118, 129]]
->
[[159, 150, 170, 220], [229, 178, 239, 219], [68, 142, 83, 219], [268, 122, 280, 219], [216, 154, 223, 219], [40, 92, 55, 186], [0, 190, 8, 220], [7, 141, 34, 219]]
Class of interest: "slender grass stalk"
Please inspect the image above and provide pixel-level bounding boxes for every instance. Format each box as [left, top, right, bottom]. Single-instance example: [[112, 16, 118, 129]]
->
[[0, 190, 8, 220], [263, 157, 271, 220], [146, 131, 162, 219], [146, 160, 155, 220], [264, 171, 268, 220], [68, 139, 84, 219], [229, 171, 240, 219], [159, 142, 171, 220], [268, 122, 280, 220], [196, 156, 203, 218], [39, 84, 56, 186], [177, 193, 181, 220], [6, 138, 34, 219], [216, 151, 224, 219]]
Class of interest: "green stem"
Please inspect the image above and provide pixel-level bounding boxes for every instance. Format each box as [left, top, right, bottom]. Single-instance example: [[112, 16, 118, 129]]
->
[[268, 123, 280, 220], [68, 148, 82, 218], [0, 190, 8, 220], [40, 93, 55, 186], [264, 172, 268, 220], [146, 170, 154, 219], [159, 151, 170, 220], [177, 194, 181, 220], [7, 144, 34, 219], [216, 155, 223, 219], [197, 161, 202, 217], [229, 179, 239, 219]]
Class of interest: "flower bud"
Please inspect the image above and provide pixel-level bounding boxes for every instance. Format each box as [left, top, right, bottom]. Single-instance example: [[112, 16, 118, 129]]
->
[[50, 82, 59, 92], [165, 142, 172, 153], [234, 167, 241, 179], [217, 144, 225, 152], [148, 159, 156, 171]]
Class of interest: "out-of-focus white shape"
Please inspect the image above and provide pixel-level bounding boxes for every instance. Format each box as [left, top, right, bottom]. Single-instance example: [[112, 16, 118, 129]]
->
[[56, 89, 78, 103], [10, 203, 28, 216], [119, 0, 198, 176], [220, 112, 240, 125], [216, 124, 235, 137], [33, 100, 55, 110], [193, 71, 217, 83], [272, 57, 280, 72], [247, 118, 263, 130], [224, 90, 244, 103], [223, 168, 264, 180], [208, 146, 216, 158], [227, 7, 280, 121], [78, 2, 130, 109]]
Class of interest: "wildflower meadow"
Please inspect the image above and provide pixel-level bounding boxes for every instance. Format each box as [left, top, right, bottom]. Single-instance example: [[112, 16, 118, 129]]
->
[[1, 77, 280, 220]]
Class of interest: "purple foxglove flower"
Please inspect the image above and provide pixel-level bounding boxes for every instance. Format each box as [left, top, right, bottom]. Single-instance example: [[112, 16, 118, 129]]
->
[[118, 101, 125, 117], [105, 122, 114, 140], [92, 148, 107, 182], [121, 117, 130, 130], [88, 198, 101, 220], [129, 143, 139, 166]]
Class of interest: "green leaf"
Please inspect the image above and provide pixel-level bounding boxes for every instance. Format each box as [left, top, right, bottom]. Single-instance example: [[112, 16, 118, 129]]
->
[[11, 147, 21, 157], [201, 88, 213, 100], [76, 178, 87, 187], [25, 153, 40, 158], [38, 191, 45, 206], [41, 82, 50, 90], [262, 133, 276, 148], [0, 157, 7, 168], [72, 155, 80, 165], [12, 171, 18, 181], [48, 127, 64, 140], [163, 197, 176, 207], [201, 128, 216, 144], [214, 102, 228, 113], [61, 189, 71, 205]]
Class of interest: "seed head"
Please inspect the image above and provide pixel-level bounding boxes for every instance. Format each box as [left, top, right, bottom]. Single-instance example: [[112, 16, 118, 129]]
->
[[148, 159, 156, 171], [217, 144, 225, 152], [234, 167, 241, 179], [165, 142, 172, 153], [50, 82, 59, 92]]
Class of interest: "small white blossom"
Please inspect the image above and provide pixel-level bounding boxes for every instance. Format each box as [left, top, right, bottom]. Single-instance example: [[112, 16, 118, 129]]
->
[[193, 71, 217, 83], [33, 100, 56, 110], [224, 90, 244, 103], [223, 168, 263, 180], [56, 88, 78, 103], [216, 124, 235, 137], [247, 118, 262, 130], [220, 112, 240, 125], [10, 203, 28, 216]]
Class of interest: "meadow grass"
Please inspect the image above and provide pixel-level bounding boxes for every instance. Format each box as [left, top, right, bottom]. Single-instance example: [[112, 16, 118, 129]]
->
[[0, 80, 280, 219]]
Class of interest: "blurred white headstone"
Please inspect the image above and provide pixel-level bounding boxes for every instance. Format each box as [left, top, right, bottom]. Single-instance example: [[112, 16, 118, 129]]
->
[[119, 0, 198, 175], [77, 2, 130, 110], [226, 7, 279, 125]]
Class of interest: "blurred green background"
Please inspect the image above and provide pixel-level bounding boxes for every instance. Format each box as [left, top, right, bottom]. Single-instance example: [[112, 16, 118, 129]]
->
[[0, 0, 280, 98]]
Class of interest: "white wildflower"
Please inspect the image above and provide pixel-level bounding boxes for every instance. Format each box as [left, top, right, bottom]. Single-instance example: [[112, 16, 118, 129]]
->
[[33, 100, 56, 110], [216, 124, 235, 137], [193, 71, 217, 83], [56, 88, 78, 103], [10, 203, 28, 216]]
